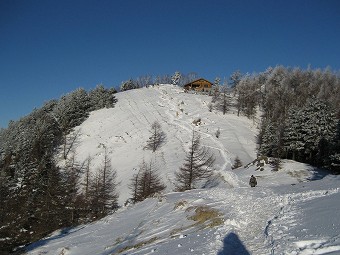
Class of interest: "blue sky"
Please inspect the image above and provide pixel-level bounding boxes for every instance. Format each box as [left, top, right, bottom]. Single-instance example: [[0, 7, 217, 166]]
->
[[1, 0, 340, 128]]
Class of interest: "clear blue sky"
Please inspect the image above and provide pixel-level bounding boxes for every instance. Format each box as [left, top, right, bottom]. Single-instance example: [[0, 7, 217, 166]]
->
[[1, 0, 340, 128]]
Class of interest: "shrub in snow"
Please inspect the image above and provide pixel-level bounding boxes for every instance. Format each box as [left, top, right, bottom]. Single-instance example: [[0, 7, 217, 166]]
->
[[215, 128, 221, 138], [192, 117, 201, 126], [232, 156, 243, 169]]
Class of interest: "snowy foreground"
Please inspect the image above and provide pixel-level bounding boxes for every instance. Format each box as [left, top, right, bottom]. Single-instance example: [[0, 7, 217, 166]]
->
[[26, 85, 340, 254]]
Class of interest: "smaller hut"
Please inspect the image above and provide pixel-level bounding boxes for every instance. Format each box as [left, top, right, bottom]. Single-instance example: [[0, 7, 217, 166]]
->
[[183, 78, 213, 92]]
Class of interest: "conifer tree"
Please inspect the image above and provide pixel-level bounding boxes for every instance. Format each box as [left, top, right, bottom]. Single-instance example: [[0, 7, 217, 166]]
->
[[171, 71, 181, 85], [216, 85, 229, 115], [129, 160, 166, 203], [89, 148, 119, 218], [145, 121, 166, 152], [175, 130, 215, 191], [232, 156, 243, 169]]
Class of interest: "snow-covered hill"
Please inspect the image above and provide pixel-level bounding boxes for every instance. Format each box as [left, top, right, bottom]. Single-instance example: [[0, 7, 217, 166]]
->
[[63, 84, 258, 204], [25, 85, 340, 255]]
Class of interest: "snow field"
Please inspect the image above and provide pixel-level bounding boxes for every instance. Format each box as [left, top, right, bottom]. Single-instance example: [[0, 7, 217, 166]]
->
[[65, 84, 257, 204], [27, 85, 340, 255]]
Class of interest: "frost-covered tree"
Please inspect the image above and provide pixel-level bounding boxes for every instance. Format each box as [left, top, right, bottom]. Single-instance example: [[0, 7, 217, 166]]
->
[[145, 121, 166, 152], [326, 120, 340, 172], [171, 71, 182, 85], [283, 99, 337, 164], [120, 79, 137, 91], [235, 75, 258, 118], [216, 85, 229, 115], [88, 84, 117, 110], [136, 75, 153, 87], [214, 77, 221, 87], [229, 70, 242, 89], [282, 107, 304, 160], [260, 122, 279, 156], [210, 77, 221, 102], [54, 88, 90, 131], [0, 84, 119, 253], [175, 130, 215, 191]]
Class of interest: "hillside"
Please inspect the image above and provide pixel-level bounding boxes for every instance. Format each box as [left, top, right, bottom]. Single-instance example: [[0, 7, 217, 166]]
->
[[59, 84, 258, 204], [25, 85, 340, 254]]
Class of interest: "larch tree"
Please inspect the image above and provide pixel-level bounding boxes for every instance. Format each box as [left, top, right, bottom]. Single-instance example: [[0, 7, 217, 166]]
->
[[129, 160, 166, 203], [216, 85, 229, 115], [175, 130, 215, 191], [229, 70, 242, 89], [89, 148, 119, 218], [145, 121, 166, 152]]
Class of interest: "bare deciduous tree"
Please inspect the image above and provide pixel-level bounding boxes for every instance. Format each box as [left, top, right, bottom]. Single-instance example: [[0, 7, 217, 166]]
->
[[145, 121, 166, 152], [129, 160, 166, 203], [175, 130, 215, 191], [82, 156, 92, 200], [217, 86, 229, 115], [89, 148, 119, 217], [62, 128, 81, 160]]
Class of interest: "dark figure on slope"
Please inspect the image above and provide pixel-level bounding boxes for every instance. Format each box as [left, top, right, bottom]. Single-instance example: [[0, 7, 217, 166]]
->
[[249, 175, 257, 187]]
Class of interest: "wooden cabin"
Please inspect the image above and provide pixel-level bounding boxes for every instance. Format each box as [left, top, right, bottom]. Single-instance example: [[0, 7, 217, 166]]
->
[[183, 78, 213, 92]]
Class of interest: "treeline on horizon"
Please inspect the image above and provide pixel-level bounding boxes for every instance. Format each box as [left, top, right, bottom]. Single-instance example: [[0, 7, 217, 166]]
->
[[0, 65, 339, 254]]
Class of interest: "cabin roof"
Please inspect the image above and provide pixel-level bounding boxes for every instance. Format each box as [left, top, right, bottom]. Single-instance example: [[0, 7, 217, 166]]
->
[[184, 78, 213, 87]]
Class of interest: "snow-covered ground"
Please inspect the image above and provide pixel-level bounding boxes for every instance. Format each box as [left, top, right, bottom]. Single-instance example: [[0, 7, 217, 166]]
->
[[25, 85, 340, 255]]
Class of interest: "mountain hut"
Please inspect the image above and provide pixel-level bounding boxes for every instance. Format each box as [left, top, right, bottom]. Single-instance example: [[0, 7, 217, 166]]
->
[[183, 78, 213, 92]]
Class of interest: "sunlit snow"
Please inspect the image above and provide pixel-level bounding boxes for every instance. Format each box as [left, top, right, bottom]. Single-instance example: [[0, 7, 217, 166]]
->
[[26, 85, 340, 255]]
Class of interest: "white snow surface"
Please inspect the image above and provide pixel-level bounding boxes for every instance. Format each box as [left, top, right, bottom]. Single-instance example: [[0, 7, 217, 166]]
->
[[26, 85, 340, 255]]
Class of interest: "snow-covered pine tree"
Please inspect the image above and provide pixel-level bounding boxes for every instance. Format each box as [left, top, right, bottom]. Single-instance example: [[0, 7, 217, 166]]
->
[[210, 77, 221, 102], [229, 70, 242, 89], [283, 99, 337, 164], [327, 120, 340, 173], [171, 71, 181, 85], [89, 84, 117, 110], [300, 99, 337, 164], [120, 79, 137, 91], [283, 107, 305, 160], [214, 77, 221, 87]]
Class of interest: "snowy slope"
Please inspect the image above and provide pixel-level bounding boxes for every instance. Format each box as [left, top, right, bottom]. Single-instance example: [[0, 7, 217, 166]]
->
[[26, 85, 340, 255], [62, 84, 258, 204]]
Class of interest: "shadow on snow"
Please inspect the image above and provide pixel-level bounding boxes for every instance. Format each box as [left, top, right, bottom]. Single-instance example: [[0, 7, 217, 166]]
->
[[217, 232, 250, 255], [24, 226, 85, 253]]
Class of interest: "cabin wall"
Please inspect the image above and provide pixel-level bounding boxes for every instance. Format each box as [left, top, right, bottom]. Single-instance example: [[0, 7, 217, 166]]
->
[[184, 79, 212, 92]]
